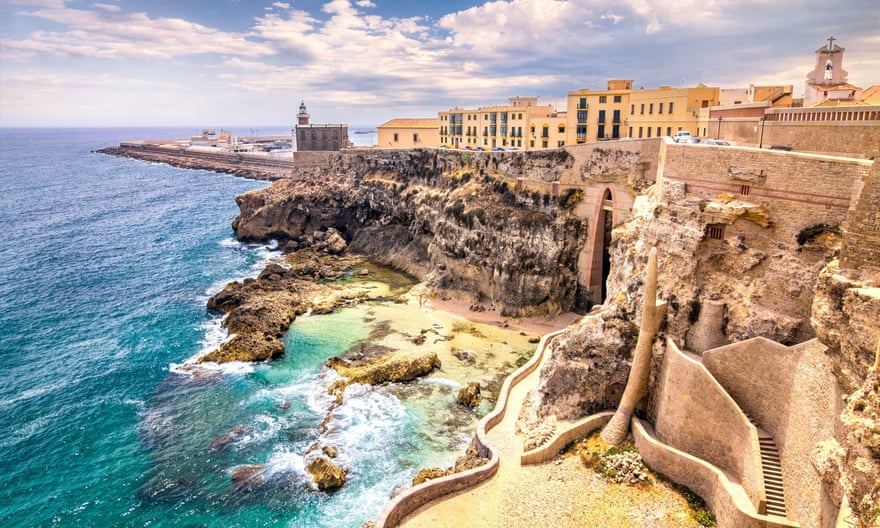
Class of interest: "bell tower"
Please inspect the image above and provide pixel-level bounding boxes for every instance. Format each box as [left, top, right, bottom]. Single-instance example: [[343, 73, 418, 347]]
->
[[805, 36, 849, 105], [297, 100, 310, 126]]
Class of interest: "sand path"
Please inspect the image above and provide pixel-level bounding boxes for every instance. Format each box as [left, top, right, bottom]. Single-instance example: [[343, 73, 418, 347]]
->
[[396, 304, 702, 528]]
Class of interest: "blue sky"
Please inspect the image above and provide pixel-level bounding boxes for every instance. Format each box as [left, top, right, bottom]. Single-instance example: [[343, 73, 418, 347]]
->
[[1, 0, 878, 128]]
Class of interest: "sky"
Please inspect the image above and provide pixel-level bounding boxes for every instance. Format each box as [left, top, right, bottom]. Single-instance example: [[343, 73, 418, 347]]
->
[[1, 0, 878, 128]]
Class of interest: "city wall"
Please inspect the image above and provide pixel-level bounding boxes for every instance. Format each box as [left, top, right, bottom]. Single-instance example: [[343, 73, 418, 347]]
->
[[662, 142, 872, 245]]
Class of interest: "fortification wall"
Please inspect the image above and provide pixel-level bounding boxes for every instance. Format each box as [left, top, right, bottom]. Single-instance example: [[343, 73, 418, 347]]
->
[[760, 121, 880, 159], [662, 143, 871, 244], [702, 338, 841, 528], [652, 339, 765, 512], [840, 158, 880, 277]]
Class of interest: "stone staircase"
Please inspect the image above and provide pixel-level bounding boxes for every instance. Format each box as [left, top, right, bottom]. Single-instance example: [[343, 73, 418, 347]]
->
[[757, 430, 788, 518]]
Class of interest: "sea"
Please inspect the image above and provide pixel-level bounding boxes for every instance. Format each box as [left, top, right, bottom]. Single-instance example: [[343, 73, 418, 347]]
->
[[0, 127, 473, 528]]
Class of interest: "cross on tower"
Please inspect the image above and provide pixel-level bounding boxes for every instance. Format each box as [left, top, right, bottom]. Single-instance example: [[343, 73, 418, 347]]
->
[[827, 35, 836, 50]]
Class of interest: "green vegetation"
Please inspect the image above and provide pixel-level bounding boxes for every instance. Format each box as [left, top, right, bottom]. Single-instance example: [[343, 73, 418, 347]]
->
[[677, 485, 717, 527]]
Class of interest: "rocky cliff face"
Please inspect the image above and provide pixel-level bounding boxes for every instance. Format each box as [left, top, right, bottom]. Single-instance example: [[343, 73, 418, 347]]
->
[[231, 149, 587, 317]]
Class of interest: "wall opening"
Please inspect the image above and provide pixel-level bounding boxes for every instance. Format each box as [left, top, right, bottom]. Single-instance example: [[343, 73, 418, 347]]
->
[[600, 189, 613, 302]]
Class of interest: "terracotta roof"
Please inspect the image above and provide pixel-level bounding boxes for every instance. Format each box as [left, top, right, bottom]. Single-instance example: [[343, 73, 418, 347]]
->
[[807, 98, 871, 107], [377, 118, 439, 129], [862, 85, 880, 104], [808, 82, 860, 91]]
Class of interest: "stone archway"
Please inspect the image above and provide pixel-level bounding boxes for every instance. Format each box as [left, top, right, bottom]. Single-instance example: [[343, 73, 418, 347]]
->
[[581, 186, 617, 306]]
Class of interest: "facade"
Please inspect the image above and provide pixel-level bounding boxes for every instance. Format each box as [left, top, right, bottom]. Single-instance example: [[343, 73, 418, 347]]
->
[[377, 118, 440, 148], [438, 96, 562, 150], [627, 85, 720, 139], [294, 101, 349, 151], [804, 37, 862, 106], [565, 79, 632, 144]]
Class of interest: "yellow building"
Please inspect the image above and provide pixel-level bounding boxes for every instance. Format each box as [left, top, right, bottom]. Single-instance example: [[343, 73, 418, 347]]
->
[[377, 118, 439, 148], [438, 96, 563, 150], [627, 85, 720, 139], [565, 79, 632, 144]]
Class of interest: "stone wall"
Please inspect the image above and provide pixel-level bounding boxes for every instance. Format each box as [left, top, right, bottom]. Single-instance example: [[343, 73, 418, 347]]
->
[[662, 143, 871, 244], [651, 339, 765, 512], [760, 115, 880, 160], [840, 158, 880, 277], [702, 338, 842, 528]]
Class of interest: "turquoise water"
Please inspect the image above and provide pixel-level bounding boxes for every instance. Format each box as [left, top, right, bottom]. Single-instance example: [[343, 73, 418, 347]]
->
[[0, 128, 470, 527]]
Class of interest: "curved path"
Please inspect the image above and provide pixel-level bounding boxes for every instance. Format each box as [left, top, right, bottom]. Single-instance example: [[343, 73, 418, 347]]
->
[[398, 344, 541, 527]]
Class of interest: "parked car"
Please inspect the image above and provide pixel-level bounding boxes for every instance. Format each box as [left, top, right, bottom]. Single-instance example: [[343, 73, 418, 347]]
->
[[473, 147, 485, 151], [673, 131, 692, 143], [701, 139, 729, 146], [492, 147, 504, 151]]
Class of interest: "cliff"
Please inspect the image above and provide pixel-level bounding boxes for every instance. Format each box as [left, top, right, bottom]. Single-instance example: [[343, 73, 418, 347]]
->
[[231, 149, 588, 317]]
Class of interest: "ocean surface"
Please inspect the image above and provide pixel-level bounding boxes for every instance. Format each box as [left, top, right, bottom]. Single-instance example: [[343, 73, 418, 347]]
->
[[0, 128, 476, 527]]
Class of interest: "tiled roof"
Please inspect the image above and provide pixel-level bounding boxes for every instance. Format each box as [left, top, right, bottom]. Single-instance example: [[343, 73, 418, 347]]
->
[[378, 118, 439, 129]]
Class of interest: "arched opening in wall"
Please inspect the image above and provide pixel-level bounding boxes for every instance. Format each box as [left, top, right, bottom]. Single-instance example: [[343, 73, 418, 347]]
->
[[600, 189, 613, 302]]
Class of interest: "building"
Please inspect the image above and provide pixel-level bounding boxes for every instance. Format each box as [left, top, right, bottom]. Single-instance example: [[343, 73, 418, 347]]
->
[[565, 79, 632, 144], [377, 118, 439, 148], [627, 84, 720, 139], [438, 96, 563, 150], [804, 36, 863, 106], [294, 101, 349, 151]]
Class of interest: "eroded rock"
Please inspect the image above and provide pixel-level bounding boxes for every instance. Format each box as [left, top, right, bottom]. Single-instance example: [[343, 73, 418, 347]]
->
[[306, 456, 348, 491]]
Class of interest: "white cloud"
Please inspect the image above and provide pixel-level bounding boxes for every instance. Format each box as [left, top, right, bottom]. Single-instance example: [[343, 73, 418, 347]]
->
[[356, 0, 376, 7], [91, 3, 121, 12], [5, 5, 275, 59], [272, 2, 290, 8]]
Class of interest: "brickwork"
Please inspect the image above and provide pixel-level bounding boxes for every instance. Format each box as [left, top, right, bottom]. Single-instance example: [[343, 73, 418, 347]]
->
[[663, 143, 872, 245], [760, 121, 880, 159], [702, 338, 841, 528], [840, 158, 880, 277]]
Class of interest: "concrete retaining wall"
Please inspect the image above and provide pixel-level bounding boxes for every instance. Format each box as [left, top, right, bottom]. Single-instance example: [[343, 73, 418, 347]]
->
[[632, 419, 799, 528], [520, 412, 613, 465], [653, 338, 766, 513], [702, 338, 842, 528]]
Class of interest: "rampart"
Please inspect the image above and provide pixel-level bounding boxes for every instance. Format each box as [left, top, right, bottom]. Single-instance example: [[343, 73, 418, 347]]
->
[[840, 157, 880, 276], [651, 338, 766, 514], [702, 338, 841, 526], [662, 142, 872, 245]]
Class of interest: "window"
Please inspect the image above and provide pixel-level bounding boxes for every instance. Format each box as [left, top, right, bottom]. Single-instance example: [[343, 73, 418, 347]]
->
[[631, 104, 635, 114], [413, 133, 419, 143], [659, 102, 664, 114], [612, 109, 620, 123], [628, 127, 633, 137], [576, 125, 587, 140], [706, 224, 725, 240], [541, 126, 549, 138], [647, 127, 652, 138], [614, 95, 622, 103], [656, 127, 661, 137], [649, 103, 654, 114], [740, 185, 751, 196], [640, 104, 645, 115], [612, 125, 620, 138], [542, 140, 548, 148], [668, 102, 674, 113], [393, 133, 398, 142], [530, 140, 535, 147], [599, 95, 607, 103], [558, 140, 565, 147], [666, 127, 672, 136], [577, 110, 588, 123], [579, 97, 587, 109], [597, 125, 605, 138], [558, 125, 565, 134], [638, 127, 643, 138], [598, 110, 606, 123]]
